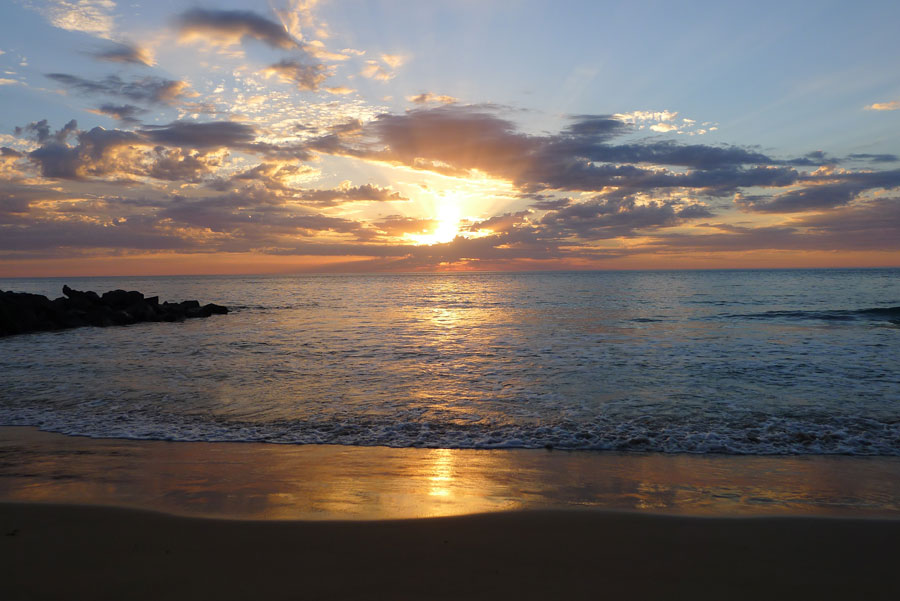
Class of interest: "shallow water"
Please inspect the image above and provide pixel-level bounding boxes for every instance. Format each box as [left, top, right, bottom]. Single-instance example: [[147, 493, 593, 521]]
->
[[1, 269, 899, 454]]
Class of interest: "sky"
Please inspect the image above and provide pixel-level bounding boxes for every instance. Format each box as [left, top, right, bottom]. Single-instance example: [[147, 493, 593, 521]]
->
[[1, 0, 899, 276]]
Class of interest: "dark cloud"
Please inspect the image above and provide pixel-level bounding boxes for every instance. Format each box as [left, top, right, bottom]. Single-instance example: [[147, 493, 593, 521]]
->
[[175, 8, 297, 49], [562, 115, 629, 140], [1, 147, 24, 158], [528, 197, 572, 210], [0, 216, 194, 252], [139, 121, 256, 149], [46, 73, 188, 105], [264, 59, 328, 91], [27, 143, 82, 178], [739, 182, 863, 213], [846, 153, 899, 163], [15, 119, 78, 144], [797, 197, 900, 250], [90, 42, 153, 66], [539, 196, 713, 239], [739, 169, 900, 213], [26, 126, 145, 179], [91, 103, 148, 124], [298, 184, 406, 206]]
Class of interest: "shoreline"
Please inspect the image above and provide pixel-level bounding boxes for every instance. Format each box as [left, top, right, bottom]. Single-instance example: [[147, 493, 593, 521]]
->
[[4, 502, 900, 600], [3, 426, 900, 520]]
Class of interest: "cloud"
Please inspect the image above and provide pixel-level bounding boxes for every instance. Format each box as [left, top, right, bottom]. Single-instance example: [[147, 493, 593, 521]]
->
[[15, 119, 78, 144], [613, 110, 679, 124], [373, 215, 438, 237], [846, 153, 899, 163], [612, 110, 715, 136], [297, 183, 406, 206], [325, 86, 354, 95], [138, 121, 257, 149], [795, 197, 900, 250], [273, 0, 326, 42], [26, 125, 142, 178], [380, 54, 406, 69], [0, 78, 20, 86], [304, 40, 350, 61], [539, 196, 713, 239], [145, 148, 220, 183], [0, 216, 197, 253], [311, 105, 797, 195], [738, 169, 900, 213], [46, 73, 189, 104], [88, 103, 147, 124], [865, 101, 900, 111], [174, 8, 298, 49], [16, 119, 262, 181], [360, 54, 406, 81], [90, 41, 154, 66], [263, 59, 328, 91], [360, 62, 393, 81], [407, 93, 457, 105], [646, 197, 900, 254], [33, 0, 116, 38], [468, 211, 531, 233]]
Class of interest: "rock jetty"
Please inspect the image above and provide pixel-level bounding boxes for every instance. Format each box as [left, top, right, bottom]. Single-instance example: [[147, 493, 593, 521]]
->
[[0, 286, 229, 337]]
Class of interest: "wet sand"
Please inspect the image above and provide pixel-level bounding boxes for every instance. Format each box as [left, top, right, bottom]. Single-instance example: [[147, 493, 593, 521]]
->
[[3, 502, 900, 600], [3, 427, 900, 519], [3, 427, 900, 599]]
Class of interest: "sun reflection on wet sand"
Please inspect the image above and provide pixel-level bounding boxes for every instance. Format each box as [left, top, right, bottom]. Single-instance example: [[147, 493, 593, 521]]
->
[[2, 427, 900, 520]]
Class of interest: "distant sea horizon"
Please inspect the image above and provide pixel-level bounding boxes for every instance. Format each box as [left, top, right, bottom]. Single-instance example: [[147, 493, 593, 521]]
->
[[3, 265, 900, 280]]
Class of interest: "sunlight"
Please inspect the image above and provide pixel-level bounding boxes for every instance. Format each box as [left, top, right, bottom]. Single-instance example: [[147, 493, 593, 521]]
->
[[406, 200, 461, 245]]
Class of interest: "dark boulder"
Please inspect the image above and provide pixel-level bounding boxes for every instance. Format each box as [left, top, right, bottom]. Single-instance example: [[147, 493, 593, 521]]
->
[[101, 289, 144, 310], [203, 303, 229, 315]]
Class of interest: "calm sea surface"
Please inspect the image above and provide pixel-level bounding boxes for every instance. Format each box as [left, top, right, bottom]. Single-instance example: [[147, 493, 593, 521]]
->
[[1, 269, 898, 455]]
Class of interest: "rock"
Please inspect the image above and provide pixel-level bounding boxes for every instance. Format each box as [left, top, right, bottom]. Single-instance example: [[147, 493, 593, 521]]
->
[[0, 286, 230, 337], [203, 303, 229, 315], [101, 289, 144, 310]]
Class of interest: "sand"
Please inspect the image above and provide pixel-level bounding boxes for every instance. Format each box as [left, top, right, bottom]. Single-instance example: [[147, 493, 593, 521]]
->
[[3, 427, 900, 599], [3, 502, 900, 601]]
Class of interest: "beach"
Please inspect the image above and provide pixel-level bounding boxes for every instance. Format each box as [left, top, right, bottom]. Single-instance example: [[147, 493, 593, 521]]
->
[[3, 427, 900, 600], [4, 503, 900, 601]]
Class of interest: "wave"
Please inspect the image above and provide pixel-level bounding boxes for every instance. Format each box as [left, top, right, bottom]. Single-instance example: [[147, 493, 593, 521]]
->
[[721, 306, 900, 324], [229, 302, 320, 312], [3, 407, 899, 456]]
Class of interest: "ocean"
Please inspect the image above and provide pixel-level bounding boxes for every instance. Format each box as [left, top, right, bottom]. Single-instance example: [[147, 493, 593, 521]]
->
[[1, 269, 898, 455]]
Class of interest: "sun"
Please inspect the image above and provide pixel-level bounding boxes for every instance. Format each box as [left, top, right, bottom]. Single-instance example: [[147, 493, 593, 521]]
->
[[406, 202, 461, 245]]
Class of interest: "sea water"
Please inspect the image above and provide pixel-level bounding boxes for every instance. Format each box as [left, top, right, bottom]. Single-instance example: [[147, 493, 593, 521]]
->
[[1, 269, 898, 454]]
